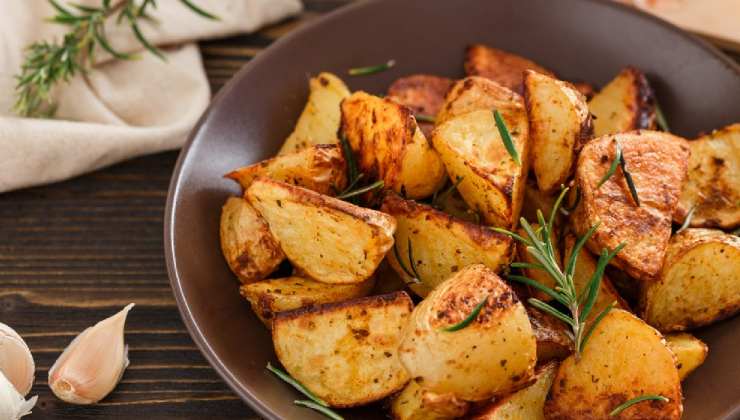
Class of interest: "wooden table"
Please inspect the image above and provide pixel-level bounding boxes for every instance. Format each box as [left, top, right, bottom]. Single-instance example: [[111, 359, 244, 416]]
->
[[1, 1, 737, 418]]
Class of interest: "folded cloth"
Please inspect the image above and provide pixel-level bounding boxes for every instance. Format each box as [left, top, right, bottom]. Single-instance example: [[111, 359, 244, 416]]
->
[[0, 0, 302, 193]]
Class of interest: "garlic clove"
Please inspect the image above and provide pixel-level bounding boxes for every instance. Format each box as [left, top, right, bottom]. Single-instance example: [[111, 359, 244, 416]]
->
[[0, 371, 37, 419], [48, 303, 135, 404], [0, 323, 35, 396]]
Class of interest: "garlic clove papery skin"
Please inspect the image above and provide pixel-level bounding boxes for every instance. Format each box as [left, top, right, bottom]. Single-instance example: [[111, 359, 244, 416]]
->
[[0, 371, 37, 419], [0, 323, 35, 396], [48, 303, 135, 404]]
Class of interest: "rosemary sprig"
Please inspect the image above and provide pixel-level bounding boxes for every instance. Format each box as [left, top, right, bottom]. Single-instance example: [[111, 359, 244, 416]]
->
[[655, 101, 670, 132], [267, 363, 344, 420], [493, 110, 520, 166], [491, 187, 625, 360], [440, 294, 489, 332], [676, 205, 696, 233], [348, 59, 395, 76], [609, 395, 669, 417], [415, 113, 436, 123], [597, 141, 640, 206], [336, 180, 384, 200], [15, 0, 217, 118], [294, 400, 344, 420], [431, 176, 464, 209], [393, 239, 422, 284]]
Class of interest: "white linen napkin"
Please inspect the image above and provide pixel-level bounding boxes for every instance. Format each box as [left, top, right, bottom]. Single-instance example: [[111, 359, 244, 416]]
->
[[0, 0, 303, 193]]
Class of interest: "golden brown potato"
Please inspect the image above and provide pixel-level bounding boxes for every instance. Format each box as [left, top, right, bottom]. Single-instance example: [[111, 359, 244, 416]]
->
[[516, 223, 560, 301], [246, 178, 396, 284], [225, 144, 347, 195], [278, 72, 350, 155], [437, 189, 481, 224], [240, 276, 375, 325], [520, 179, 558, 224], [219, 197, 284, 283], [340, 91, 446, 199], [399, 265, 537, 401], [572, 82, 596, 100], [545, 309, 682, 419], [570, 131, 690, 280], [390, 379, 470, 420], [665, 333, 708, 381], [436, 76, 521, 125], [464, 44, 554, 94], [433, 78, 530, 228], [386, 74, 454, 137], [641, 228, 740, 331], [527, 307, 572, 363], [588, 67, 657, 137], [272, 292, 413, 407], [471, 362, 558, 420], [524, 70, 593, 193], [674, 123, 740, 229], [381, 194, 513, 297]]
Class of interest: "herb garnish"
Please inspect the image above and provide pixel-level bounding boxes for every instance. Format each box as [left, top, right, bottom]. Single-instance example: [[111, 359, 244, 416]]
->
[[676, 205, 695, 233], [336, 180, 384, 200], [337, 136, 384, 203], [348, 59, 396, 76], [267, 363, 344, 420], [609, 395, 669, 417], [431, 176, 464, 209], [597, 143, 623, 188], [15, 0, 217, 118], [493, 110, 520, 166], [596, 141, 640, 206], [393, 239, 422, 285], [440, 294, 489, 332], [491, 187, 625, 360], [620, 153, 640, 206], [415, 113, 436, 123], [655, 102, 670, 132]]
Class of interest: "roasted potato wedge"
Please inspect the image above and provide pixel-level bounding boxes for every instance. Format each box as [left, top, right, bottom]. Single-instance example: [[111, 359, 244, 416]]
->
[[674, 123, 740, 229], [571, 131, 690, 280], [387, 74, 454, 137], [524, 70, 593, 193], [641, 228, 740, 331], [225, 144, 347, 195], [464, 44, 554, 94], [390, 379, 470, 420], [520, 179, 558, 224], [471, 362, 558, 420], [545, 309, 682, 419], [665, 333, 708, 381], [340, 91, 446, 199], [278, 72, 350, 155], [433, 78, 530, 227], [240, 276, 375, 325], [436, 76, 521, 125], [588, 67, 656, 137], [246, 178, 396, 284], [436, 188, 481, 223], [381, 194, 513, 297], [527, 307, 572, 362], [219, 197, 284, 283], [516, 223, 561, 301], [272, 292, 413, 407], [399, 265, 537, 401]]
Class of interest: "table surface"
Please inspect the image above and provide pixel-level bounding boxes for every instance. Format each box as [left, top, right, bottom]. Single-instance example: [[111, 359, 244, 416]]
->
[[1, 1, 738, 419]]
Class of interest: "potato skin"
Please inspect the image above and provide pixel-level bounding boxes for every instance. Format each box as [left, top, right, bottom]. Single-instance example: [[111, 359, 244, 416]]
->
[[641, 228, 740, 331], [588, 67, 656, 137], [240, 276, 375, 326], [544, 309, 682, 420], [664, 333, 708, 381], [225, 144, 347, 195], [471, 362, 558, 420], [437, 76, 522, 125], [279, 72, 350, 155], [390, 379, 470, 420], [527, 307, 572, 363], [674, 123, 740, 229], [272, 292, 413, 407], [399, 264, 537, 401], [246, 178, 396, 284], [464, 44, 554, 94], [381, 194, 513, 297], [570, 131, 690, 281], [340, 91, 447, 199], [219, 197, 284, 283], [387, 74, 454, 137]]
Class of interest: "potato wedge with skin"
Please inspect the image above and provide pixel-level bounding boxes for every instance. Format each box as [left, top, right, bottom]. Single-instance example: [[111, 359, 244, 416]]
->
[[272, 292, 413, 407], [437, 76, 522, 125], [641, 228, 740, 331], [387, 74, 454, 137], [240, 276, 375, 326], [665, 333, 708, 381], [246, 178, 396, 284], [399, 265, 537, 401], [527, 307, 572, 363], [464, 44, 555, 94], [437, 189, 481, 224], [516, 223, 560, 301], [524, 70, 593, 193], [571, 131, 690, 280], [544, 309, 682, 419], [471, 362, 558, 420], [381, 194, 513, 297], [674, 123, 740, 229], [278, 72, 350, 155], [225, 144, 347, 195], [588, 67, 656, 137], [340, 91, 446, 199], [219, 197, 284, 283], [390, 379, 470, 420], [433, 79, 530, 228]]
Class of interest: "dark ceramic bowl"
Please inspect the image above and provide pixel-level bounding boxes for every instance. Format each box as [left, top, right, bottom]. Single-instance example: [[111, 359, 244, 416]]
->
[[164, 0, 740, 418]]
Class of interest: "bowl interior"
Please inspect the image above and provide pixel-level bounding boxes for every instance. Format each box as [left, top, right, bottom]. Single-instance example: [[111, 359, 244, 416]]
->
[[166, 0, 740, 418]]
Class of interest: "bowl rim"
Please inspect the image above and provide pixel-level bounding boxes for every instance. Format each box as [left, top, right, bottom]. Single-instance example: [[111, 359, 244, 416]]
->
[[164, 0, 740, 418]]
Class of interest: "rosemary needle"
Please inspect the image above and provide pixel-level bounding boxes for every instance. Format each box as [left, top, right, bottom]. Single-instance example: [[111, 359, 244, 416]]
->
[[348, 59, 396, 76], [676, 205, 696, 233], [493, 110, 520, 165], [294, 400, 344, 420], [415, 113, 436, 123], [441, 294, 489, 332], [609, 395, 669, 416]]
